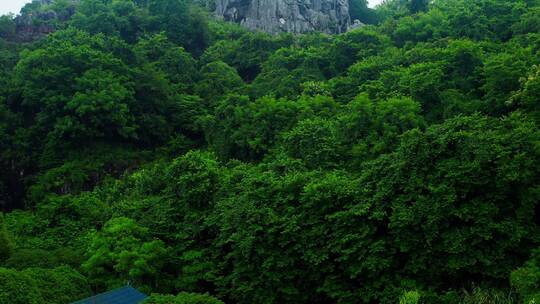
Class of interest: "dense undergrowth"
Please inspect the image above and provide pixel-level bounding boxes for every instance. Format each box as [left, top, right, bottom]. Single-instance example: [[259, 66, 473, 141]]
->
[[0, 0, 539, 303]]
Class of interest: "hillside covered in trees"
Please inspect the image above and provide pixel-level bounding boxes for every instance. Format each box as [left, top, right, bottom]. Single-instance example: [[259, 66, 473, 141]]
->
[[0, 0, 539, 303]]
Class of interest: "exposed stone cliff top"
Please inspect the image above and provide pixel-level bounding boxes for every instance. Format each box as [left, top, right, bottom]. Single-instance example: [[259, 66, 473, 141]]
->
[[216, 0, 352, 34]]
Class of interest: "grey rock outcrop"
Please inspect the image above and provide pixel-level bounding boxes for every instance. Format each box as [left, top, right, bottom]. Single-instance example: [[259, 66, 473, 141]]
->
[[11, 0, 77, 42], [216, 0, 351, 34], [14, 10, 57, 42], [347, 19, 364, 31]]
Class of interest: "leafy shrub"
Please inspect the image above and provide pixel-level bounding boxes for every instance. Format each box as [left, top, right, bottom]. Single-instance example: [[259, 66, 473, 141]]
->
[[145, 292, 224, 304], [400, 291, 421, 304]]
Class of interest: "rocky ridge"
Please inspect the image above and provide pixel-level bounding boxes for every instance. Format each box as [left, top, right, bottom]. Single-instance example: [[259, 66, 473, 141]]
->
[[215, 0, 353, 34]]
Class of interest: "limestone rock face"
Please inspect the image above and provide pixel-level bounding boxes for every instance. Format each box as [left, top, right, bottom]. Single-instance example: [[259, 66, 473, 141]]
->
[[216, 0, 351, 34]]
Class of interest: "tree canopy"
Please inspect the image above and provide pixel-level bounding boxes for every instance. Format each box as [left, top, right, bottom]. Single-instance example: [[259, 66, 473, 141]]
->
[[0, 0, 539, 303]]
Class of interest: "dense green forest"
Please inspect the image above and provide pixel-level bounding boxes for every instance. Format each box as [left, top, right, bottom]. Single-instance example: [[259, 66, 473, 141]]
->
[[0, 0, 539, 303]]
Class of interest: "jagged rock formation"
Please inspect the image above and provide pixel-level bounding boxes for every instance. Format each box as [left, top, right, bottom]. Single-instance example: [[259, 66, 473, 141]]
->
[[215, 0, 351, 34]]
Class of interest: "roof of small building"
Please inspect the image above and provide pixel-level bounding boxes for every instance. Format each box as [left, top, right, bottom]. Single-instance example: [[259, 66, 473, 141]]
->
[[71, 286, 148, 304]]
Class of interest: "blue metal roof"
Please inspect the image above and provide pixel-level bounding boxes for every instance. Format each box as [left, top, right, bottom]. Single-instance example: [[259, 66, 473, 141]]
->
[[71, 286, 148, 304]]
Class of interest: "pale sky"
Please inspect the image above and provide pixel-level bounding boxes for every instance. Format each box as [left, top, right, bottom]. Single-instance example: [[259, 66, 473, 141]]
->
[[1, 0, 384, 16], [368, 0, 384, 8], [0, 0, 32, 15]]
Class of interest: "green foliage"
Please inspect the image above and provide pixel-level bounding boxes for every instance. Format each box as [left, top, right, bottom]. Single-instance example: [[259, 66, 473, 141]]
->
[[380, 0, 530, 45], [349, 0, 378, 24], [148, 0, 210, 55], [0, 16, 15, 39], [0, 0, 539, 303], [5, 248, 82, 270], [511, 248, 540, 303], [201, 31, 293, 81], [83, 217, 168, 289], [28, 145, 150, 205], [459, 286, 517, 304], [195, 61, 245, 102], [328, 27, 392, 74], [0, 267, 42, 304], [22, 266, 91, 304], [70, 0, 210, 51], [145, 292, 224, 304], [0, 266, 89, 304], [204, 94, 338, 160], [165, 151, 220, 208], [0, 214, 12, 262], [400, 290, 421, 304], [509, 65, 540, 123], [481, 49, 532, 115], [13, 28, 135, 154], [250, 46, 326, 98], [282, 117, 341, 168], [134, 34, 199, 87], [372, 114, 539, 281], [336, 94, 425, 162]]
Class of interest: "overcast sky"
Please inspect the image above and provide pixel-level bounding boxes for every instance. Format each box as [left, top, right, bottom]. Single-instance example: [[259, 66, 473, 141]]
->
[[1, 0, 384, 16], [368, 0, 384, 7], [0, 0, 30, 15]]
